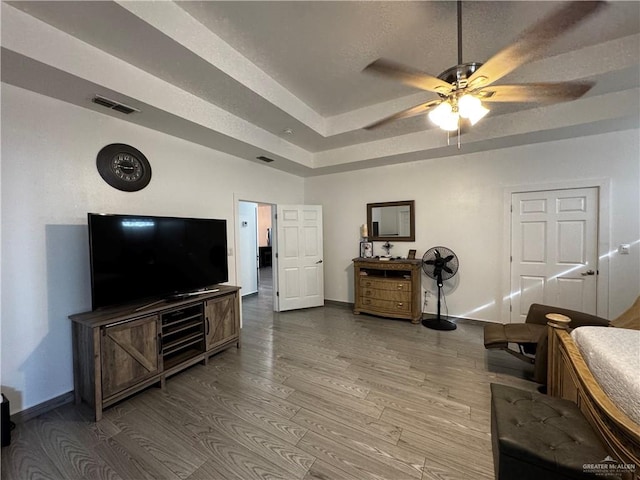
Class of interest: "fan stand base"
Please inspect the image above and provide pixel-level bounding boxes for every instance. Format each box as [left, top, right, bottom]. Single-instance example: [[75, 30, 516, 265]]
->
[[421, 314, 458, 331]]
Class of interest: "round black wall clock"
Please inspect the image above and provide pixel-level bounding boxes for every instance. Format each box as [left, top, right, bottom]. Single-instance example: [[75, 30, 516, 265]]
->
[[96, 143, 152, 192]]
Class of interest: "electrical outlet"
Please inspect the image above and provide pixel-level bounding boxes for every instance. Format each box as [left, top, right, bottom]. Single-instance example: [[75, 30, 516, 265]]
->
[[619, 244, 630, 255]]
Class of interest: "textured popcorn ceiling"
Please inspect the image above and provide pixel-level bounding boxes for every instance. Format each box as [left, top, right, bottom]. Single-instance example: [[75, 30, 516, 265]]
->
[[3, 1, 639, 175], [178, 1, 639, 116]]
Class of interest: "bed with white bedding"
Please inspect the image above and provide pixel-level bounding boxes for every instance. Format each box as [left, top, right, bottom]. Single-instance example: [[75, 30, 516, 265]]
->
[[547, 320, 640, 469], [571, 326, 640, 425]]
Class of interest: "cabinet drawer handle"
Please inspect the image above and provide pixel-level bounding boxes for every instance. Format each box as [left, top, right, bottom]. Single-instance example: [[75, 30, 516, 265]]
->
[[206, 317, 210, 336], [396, 303, 404, 308], [364, 290, 372, 296], [396, 284, 404, 290], [364, 281, 372, 287], [363, 299, 371, 305]]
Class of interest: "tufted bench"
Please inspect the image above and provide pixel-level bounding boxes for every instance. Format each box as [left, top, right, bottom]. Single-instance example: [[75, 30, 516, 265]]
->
[[490, 383, 620, 480]]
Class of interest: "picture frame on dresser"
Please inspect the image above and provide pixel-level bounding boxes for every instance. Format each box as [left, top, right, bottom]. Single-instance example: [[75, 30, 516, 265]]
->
[[360, 241, 373, 258]]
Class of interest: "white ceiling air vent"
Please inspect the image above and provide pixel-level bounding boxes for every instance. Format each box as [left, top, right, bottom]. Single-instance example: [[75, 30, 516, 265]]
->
[[256, 156, 274, 163], [92, 94, 140, 114]]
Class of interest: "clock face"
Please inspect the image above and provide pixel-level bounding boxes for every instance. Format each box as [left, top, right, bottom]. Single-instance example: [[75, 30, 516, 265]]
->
[[111, 153, 144, 182], [97, 144, 151, 192]]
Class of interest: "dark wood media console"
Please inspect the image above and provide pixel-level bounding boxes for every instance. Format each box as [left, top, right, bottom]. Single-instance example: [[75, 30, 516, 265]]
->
[[69, 285, 240, 421]]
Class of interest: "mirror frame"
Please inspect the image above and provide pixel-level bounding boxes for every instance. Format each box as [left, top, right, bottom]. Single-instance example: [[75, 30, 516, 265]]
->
[[366, 200, 415, 242]]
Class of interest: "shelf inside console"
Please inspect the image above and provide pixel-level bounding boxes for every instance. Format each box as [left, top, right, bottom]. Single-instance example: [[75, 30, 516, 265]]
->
[[359, 268, 411, 278], [161, 304, 204, 367]]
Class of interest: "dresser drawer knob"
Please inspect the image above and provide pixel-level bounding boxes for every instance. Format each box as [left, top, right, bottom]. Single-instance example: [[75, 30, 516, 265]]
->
[[396, 303, 404, 308], [397, 284, 404, 290], [364, 290, 372, 296]]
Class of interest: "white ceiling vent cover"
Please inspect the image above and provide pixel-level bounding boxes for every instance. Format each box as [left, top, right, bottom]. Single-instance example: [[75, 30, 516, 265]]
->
[[92, 95, 140, 114]]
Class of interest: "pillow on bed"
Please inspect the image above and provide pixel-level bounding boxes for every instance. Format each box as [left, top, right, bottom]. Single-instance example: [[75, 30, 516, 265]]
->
[[610, 295, 640, 330]]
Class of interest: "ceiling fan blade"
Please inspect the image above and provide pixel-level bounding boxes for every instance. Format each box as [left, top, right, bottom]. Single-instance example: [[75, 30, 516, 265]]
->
[[364, 59, 454, 95], [467, 1, 606, 89], [443, 255, 455, 263], [476, 82, 594, 104], [442, 265, 454, 275], [425, 259, 437, 265], [364, 100, 442, 130]]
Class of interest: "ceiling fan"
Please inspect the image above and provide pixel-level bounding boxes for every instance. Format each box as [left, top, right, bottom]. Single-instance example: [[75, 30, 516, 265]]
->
[[362, 1, 605, 133]]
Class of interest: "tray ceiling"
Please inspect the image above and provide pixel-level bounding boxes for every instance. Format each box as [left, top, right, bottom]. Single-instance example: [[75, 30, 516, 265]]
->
[[2, 1, 639, 176]]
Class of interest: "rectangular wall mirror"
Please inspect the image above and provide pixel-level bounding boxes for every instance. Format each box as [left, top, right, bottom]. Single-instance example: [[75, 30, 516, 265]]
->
[[367, 200, 415, 242]]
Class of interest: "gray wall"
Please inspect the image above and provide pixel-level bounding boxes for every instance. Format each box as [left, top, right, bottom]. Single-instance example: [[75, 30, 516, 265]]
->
[[305, 129, 640, 323], [0, 84, 304, 413]]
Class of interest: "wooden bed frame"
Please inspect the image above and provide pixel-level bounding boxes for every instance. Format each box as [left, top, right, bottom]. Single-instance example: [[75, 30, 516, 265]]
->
[[547, 315, 640, 471]]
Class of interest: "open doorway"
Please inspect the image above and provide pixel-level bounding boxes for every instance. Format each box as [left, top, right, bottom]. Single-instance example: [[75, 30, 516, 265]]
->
[[237, 200, 275, 309], [235, 200, 324, 314], [256, 203, 274, 300]]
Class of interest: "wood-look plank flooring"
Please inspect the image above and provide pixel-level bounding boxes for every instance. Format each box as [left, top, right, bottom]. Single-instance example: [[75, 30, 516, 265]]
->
[[2, 270, 537, 479]]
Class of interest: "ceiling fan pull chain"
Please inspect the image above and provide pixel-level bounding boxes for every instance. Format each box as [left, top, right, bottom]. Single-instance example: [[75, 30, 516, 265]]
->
[[457, 0, 463, 65]]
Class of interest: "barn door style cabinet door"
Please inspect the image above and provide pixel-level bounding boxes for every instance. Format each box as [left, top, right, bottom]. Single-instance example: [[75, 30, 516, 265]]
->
[[204, 294, 239, 354], [70, 286, 240, 421], [100, 314, 160, 399]]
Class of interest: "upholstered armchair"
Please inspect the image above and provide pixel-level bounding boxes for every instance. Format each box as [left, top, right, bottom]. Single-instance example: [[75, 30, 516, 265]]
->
[[484, 303, 610, 384]]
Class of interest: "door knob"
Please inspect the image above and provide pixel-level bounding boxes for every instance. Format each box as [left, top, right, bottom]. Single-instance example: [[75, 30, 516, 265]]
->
[[316, 259, 323, 264], [581, 269, 595, 276]]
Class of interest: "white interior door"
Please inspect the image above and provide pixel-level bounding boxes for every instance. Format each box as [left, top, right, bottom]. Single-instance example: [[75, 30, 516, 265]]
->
[[276, 205, 324, 311], [510, 187, 598, 323], [238, 201, 258, 296]]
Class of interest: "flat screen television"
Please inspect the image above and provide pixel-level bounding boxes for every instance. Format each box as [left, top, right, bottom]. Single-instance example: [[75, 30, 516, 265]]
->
[[88, 213, 228, 310]]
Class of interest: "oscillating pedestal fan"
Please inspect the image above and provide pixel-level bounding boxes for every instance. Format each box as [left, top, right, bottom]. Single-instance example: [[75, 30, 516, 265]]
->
[[422, 247, 459, 331]]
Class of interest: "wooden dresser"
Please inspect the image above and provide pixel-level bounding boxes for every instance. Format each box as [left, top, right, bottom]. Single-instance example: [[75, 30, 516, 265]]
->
[[353, 258, 422, 323]]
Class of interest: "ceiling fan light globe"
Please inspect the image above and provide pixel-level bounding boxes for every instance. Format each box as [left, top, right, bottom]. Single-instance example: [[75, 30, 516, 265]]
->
[[468, 104, 489, 125], [428, 101, 452, 127], [458, 94, 480, 117], [440, 112, 460, 131], [458, 94, 489, 125]]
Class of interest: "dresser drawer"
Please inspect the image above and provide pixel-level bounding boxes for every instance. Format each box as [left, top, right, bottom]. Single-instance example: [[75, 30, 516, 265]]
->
[[360, 287, 411, 302], [359, 277, 411, 292], [353, 259, 421, 323], [360, 297, 411, 313]]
